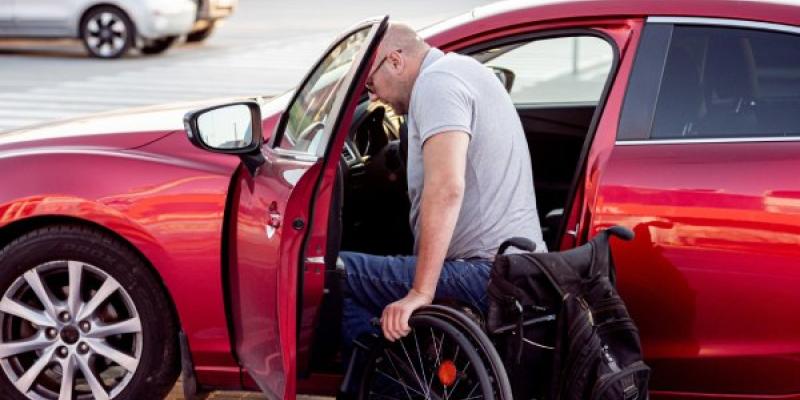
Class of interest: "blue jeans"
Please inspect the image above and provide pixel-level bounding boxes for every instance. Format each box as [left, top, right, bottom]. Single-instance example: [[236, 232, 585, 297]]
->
[[340, 251, 492, 349]]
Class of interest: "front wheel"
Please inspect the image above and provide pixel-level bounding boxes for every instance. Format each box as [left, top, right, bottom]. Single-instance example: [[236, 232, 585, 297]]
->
[[140, 36, 178, 55], [80, 6, 134, 59], [0, 225, 180, 399]]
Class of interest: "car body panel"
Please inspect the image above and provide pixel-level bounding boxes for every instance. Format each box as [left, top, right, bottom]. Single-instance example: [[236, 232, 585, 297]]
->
[[595, 142, 800, 395], [0, 94, 291, 391], [0, 132, 243, 380], [421, 0, 800, 48]]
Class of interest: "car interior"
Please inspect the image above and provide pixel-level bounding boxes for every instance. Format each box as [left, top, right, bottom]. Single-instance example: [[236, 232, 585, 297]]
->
[[304, 38, 613, 377]]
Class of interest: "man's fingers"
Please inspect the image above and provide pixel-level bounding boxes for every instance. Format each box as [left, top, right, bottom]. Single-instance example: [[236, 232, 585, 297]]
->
[[381, 308, 392, 341], [384, 304, 399, 341], [399, 309, 411, 336]]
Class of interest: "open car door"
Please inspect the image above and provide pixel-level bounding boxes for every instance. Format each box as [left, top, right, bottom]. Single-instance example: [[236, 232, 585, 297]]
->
[[227, 16, 388, 399]]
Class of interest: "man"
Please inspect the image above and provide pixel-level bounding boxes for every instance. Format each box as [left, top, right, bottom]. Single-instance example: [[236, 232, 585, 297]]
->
[[340, 23, 545, 347]]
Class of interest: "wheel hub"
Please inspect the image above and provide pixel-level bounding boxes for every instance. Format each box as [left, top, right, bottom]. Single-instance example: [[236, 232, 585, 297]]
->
[[59, 326, 80, 345], [0, 260, 143, 399]]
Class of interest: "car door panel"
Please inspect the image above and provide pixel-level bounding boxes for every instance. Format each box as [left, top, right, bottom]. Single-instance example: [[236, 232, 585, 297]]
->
[[229, 18, 387, 399], [594, 20, 800, 396], [12, 0, 75, 35], [595, 142, 800, 395]]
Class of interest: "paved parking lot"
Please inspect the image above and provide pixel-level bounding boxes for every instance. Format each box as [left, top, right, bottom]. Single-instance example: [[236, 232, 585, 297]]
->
[[0, 0, 494, 132]]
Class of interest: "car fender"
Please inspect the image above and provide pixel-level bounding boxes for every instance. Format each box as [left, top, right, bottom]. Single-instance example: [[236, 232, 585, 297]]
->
[[0, 146, 241, 382]]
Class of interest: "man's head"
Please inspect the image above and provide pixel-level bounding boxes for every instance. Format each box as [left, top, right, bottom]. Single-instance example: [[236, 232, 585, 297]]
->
[[365, 23, 431, 114]]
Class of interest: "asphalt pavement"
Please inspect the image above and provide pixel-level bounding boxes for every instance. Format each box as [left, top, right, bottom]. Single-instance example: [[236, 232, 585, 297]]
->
[[0, 0, 494, 133]]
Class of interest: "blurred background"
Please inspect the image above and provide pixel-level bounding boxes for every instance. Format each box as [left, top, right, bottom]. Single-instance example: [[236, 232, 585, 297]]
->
[[0, 0, 496, 133]]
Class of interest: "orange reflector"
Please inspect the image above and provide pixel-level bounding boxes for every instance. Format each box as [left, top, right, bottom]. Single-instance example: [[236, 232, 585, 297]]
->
[[438, 360, 457, 387]]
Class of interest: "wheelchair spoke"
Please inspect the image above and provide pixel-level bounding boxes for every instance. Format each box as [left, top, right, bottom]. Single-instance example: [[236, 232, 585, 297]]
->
[[427, 328, 442, 394], [465, 382, 480, 399], [442, 345, 461, 400], [448, 360, 470, 395], [384, 349, 416, 399], [375, 368, 426, 398], [413, 330, 429, 397], [399, 338, 426, 394]]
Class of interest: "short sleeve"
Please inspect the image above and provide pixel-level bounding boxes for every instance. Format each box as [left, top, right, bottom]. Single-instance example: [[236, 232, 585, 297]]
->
[[411, 71, 474, 144]]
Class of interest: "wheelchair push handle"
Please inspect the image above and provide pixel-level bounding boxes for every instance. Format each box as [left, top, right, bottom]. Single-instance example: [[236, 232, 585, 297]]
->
[[603, 225, 635, 241], [497, 237, 537, 255]]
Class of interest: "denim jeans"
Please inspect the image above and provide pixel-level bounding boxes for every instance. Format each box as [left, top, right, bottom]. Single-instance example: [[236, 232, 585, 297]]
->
[[340, 251, 492, 349]]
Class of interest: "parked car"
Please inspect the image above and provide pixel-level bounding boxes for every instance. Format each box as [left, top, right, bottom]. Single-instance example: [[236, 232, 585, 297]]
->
[[0, 0, 799, 399], [187, 0, 237, 43], [0, 0, 197, 58]]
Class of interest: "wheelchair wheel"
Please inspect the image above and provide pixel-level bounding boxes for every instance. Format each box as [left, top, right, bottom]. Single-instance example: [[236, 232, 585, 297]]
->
[[358, 306, 511, 400]]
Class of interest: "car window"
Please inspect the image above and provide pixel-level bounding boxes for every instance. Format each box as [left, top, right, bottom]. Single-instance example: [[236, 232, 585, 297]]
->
[[651, 25, 800, 139], [277, 28, 371, 154], [474, 36, 613, 104]]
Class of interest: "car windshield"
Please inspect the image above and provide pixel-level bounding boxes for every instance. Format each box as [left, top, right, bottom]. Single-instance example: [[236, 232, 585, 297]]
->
[[279, 27, 371, 154]]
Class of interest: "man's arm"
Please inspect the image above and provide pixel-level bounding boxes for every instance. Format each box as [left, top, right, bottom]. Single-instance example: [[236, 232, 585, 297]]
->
[[381, 130, 470, 341]]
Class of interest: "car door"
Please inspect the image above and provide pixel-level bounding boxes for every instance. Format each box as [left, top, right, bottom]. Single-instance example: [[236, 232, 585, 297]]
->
[[598, 19, 800, 396], [11, 0, 74, 36], [228, 17, 387, 399]]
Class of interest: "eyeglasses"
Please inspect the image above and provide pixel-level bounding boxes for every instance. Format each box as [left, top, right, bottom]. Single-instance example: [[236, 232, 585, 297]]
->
[[365, 49, 401, 95]]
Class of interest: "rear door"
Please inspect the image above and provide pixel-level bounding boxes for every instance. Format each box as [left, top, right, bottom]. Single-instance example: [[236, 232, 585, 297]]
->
[[597, 19, 800, 396], [228, 17, 387, 399], [11, 0, 73, 36]]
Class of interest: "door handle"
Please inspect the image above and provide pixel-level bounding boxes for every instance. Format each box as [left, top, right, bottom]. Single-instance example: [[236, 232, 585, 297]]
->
[[267, 201, 281, 228]]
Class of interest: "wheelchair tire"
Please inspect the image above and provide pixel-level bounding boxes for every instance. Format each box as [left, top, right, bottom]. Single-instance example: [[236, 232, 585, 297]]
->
[[358, 306, 511, 400]]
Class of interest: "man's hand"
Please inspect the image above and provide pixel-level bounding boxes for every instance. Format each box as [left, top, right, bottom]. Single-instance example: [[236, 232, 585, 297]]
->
[[381, 289, 434, 341]]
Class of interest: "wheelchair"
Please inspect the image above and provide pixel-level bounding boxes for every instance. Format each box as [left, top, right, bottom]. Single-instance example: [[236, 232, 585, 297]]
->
[[346, 226, 635, 400]]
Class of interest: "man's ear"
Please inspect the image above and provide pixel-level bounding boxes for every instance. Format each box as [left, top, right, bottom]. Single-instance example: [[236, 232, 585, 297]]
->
[[388, 50, 404, 72]]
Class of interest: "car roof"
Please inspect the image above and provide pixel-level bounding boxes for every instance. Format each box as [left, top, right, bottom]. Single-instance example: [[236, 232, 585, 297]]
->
[[421, 0, 800, 45]]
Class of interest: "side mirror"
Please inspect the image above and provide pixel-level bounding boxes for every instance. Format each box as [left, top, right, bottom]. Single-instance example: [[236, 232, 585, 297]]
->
[[184, 101, 263, 154], [488, 66, 516, 93]]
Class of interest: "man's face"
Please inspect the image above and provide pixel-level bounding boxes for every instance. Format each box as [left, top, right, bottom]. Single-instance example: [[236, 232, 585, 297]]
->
[[365, 49, 407, 114]]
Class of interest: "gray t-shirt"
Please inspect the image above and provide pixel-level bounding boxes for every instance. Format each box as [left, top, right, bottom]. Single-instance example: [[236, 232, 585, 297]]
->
[[407, 48, 546, 260]]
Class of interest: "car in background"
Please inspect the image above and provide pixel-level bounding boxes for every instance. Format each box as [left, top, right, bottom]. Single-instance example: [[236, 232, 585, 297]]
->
[[187, 0, 237, 43], [0, 0, 799, 399], [0, 0, 197, 58]]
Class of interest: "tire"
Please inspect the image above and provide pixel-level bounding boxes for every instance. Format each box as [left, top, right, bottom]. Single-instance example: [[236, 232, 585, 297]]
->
[[0, 225, 180, 400], [186, 21, 216, 43], [358, 307, 510, 400], [140, 36, 178, 55], [80, 6, 134, 59]]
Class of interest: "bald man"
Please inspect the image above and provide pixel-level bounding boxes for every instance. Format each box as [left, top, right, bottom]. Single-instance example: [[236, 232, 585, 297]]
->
[[339, 23, 545, 349]]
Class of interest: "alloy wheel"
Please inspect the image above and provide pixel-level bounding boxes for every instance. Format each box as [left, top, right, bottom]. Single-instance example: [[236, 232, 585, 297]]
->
[[83, 12, 129, 58], [0, 260, 143, 400]]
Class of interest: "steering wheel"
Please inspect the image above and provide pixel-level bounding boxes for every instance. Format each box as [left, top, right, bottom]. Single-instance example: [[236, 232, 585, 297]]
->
[[295, 120, 326, 152]]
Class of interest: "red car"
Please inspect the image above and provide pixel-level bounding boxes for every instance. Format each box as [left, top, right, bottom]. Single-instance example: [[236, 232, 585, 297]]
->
[[1, 0, 799, 399]]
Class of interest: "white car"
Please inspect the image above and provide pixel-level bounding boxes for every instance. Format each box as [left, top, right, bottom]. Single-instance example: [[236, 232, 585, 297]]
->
[[0, 0, 197, 58]]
